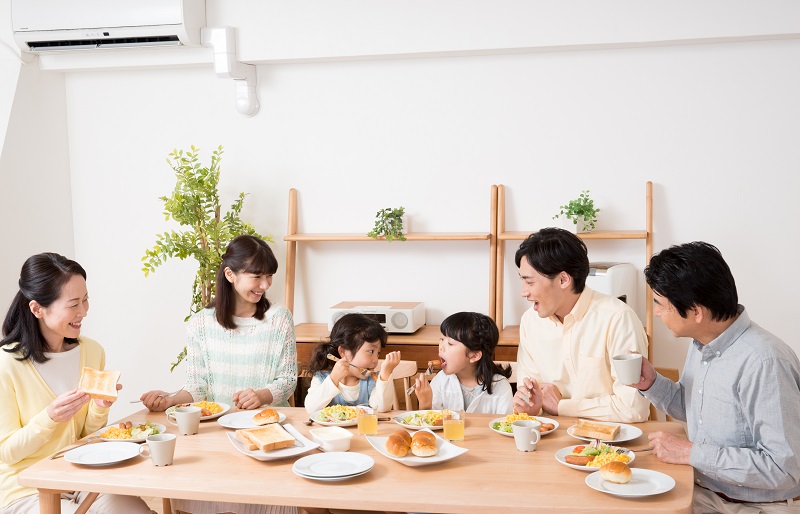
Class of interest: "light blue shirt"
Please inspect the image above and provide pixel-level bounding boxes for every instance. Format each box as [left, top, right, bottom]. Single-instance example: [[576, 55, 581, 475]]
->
[[642, 306, 800, 502]]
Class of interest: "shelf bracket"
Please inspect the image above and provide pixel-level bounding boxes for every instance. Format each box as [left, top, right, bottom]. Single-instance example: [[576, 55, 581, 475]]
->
[[201, 27, 259, 117]]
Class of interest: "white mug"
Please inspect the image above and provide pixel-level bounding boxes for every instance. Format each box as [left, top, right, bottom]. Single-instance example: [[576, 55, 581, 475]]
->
[[512, 419, 541, 452], [612, 353, 643, 385], [138, 433, 176, 466], [167, 406, 201, 435]]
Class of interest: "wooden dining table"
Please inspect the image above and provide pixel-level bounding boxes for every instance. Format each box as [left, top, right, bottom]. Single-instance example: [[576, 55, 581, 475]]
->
[[18, 408, 693, 514]]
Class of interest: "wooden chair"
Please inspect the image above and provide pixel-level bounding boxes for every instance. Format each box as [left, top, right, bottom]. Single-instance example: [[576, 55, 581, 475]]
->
[[649, 367, 680, 421], [495, 361, 518, 384], [378, 359, 418, 410]]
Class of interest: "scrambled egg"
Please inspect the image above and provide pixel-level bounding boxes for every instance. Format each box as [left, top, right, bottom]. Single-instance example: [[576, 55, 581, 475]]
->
[[194, 401, 223, 414]]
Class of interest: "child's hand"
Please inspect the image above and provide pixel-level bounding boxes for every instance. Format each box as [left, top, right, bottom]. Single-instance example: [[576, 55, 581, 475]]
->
[[330, 358, 350, 385], [414, 372, 432, 410], [379, 351, 401, 381]]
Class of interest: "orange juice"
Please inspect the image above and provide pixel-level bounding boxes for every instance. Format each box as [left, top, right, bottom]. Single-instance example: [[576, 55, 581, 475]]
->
[[357, 412, 378, 435], [443, 419, 464, 441]]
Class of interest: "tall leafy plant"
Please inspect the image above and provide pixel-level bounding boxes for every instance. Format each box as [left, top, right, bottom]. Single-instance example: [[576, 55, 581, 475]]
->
[[142, 145, 269, 371]]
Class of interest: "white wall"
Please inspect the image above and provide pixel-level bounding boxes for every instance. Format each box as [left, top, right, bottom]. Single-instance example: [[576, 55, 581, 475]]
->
[[3, 3, 800, 421]]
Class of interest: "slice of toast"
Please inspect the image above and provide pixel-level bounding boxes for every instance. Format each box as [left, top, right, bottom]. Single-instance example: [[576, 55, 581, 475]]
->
[[238, 424, 295, 452], [572, 419, 621, 440], [235, 430, 259, 451], [78, 367, 120, 402]]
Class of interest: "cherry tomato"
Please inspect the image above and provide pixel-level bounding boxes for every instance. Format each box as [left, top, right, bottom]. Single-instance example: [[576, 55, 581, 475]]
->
[[574, 445, 585, 453]]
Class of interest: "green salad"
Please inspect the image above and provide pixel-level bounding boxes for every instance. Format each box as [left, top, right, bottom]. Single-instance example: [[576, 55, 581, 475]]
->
[[491, 421, 513, 433]]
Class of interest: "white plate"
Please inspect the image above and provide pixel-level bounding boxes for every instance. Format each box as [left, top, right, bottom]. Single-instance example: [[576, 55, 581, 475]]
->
[[554, 445, 636, 471], [294, 468, 373, 482], [218, 410, 287, 429], [567, 423, 643, 443], [167, 402, 231, 421], [393, 410, 444, 431], [365, 428, 468, 467], [311, 409, 358, 427], [64, 442, 140, 466], [488, 416, 559, 437], [226, 424, 319, 461], [586, 468, 676, 497], [292, 452, 374, 480], [96, 422, 167, 443]]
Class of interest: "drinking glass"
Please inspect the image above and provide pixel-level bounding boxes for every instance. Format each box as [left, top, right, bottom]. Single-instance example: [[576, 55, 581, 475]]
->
[[443, 409, 465, 441], [357, 405, 378, 435]]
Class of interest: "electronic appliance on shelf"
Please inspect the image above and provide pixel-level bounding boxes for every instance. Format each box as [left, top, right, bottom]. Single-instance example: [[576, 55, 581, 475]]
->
[[328, 302, 425, 334]]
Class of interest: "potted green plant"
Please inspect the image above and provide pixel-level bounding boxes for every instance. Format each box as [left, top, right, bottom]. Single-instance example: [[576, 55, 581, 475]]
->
[[367, 207, 407, 241], [553, 190, 600, 233], [141, 144, 269, 371]]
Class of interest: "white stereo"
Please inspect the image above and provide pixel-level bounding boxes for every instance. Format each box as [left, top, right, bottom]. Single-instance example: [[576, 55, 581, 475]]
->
[[328, 302, 425, 334]]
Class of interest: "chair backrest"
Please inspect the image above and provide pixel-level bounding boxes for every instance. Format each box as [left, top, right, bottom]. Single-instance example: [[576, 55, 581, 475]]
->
[[378, 359, 419, 410], [650, 366, 680, 421], [494, 361, 518, 384]]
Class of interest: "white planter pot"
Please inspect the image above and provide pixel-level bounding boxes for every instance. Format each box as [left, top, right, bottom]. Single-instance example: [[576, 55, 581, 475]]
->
[[560, 216, 591, 234], [400, 214, 409, 234]]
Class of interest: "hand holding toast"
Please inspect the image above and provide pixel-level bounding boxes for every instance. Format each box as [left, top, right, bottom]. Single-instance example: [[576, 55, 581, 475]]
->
[[47, 388, 91, 423]]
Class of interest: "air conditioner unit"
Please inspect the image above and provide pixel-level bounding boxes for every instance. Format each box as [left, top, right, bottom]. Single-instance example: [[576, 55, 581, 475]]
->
[[12, 0, 206, 53]]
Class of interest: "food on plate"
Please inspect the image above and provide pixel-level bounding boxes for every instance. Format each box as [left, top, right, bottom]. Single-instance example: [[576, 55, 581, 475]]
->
[[410, 430, 438, 457], [399, 410, 443, 427], [492, 413, 553, 434], [316, 405, 359, 423], [235, 430, 258, 451], [78, 367, 121, 402], [253, 408, 280, 425], [236, 424, 295, 452], [194, 401, 223, 417], [385, 429, 412, 457], [565, 443, 632, 467], [100, 421, 161, 440], [571, 419, 621, 440], [600, 461, 632, 484]]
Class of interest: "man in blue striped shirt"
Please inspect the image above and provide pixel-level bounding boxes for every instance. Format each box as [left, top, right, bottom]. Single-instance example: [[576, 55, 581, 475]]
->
[[632, 241, 800, 512]]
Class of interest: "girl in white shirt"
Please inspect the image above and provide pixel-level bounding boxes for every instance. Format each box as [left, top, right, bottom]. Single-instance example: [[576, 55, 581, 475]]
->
[[304, 313, 400, 414], [414, 312, 513, 414]]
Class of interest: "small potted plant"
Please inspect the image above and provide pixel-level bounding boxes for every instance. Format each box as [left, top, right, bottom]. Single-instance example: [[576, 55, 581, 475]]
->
[[367, 207, 407, 241], [553, 190, 599, 233]]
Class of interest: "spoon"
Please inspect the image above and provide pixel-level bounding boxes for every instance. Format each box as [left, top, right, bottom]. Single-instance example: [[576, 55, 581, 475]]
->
[[326, 354, 377, 378], [50, 436, 101, 459]]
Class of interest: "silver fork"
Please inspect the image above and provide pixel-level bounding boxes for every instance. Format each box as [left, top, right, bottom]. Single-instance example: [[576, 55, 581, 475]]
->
[[50, 436, 101, 459], [130, 386, 184, 403], [326, 354, 376, 378], [406, 361, 437, 396]]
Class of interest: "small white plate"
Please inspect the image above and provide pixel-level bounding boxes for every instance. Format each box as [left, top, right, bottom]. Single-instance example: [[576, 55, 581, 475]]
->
[[488, 416, 559, 437], [292, 452, 374, 480], [311, 409, 358, 427], [64, 442, 140, 466], [365, 429, 468, 467], [393, 410, 444, 431], [97, 422, 166, 443], [166, 402, 231, 421], [226, 424, 319, 461], [218, 410, 286, 430], [554, 445, 636, 471], [586, 468, 676, 497], [567, 423, 644, 443]]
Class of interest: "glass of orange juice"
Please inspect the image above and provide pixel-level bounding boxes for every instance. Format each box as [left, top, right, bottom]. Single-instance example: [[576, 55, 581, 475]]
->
[[443, 409, 465, 441], [357, 405, 377, 435]]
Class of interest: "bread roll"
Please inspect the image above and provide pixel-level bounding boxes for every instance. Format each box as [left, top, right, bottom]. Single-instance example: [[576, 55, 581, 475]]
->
[[385, 433, 411, 457], [253, 408, 280, 425], [393, 429, 412, 447], [600, 461, 632, 484], [410, 430, 438, 457], [78, 367, 120, 402]]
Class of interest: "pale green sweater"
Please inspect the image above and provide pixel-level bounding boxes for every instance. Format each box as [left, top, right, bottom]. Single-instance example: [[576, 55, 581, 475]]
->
[[0, 337, 110, 507], [185, 305, 297, 406]]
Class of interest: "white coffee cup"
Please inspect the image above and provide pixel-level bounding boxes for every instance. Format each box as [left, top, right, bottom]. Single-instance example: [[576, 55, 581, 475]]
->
[[512, 419, 541, 452], [138, 433, 176, 466], [167, 406, 201, 435], [612, 353, 643, 385]]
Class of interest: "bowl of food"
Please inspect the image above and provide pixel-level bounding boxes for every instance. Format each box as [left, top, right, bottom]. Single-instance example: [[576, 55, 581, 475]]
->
[[309, 426, 354, 452]]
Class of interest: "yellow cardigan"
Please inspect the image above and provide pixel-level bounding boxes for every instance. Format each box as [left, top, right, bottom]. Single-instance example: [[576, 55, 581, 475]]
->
[[0, 337, 110, 508]]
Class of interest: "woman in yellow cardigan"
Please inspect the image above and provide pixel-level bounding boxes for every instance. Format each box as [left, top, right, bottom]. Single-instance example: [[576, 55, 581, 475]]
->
[[0, 253, 152, 514]]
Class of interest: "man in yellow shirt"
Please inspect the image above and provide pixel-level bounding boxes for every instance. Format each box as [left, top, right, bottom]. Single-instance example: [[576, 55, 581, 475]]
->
[[511, 228, 650, 422]]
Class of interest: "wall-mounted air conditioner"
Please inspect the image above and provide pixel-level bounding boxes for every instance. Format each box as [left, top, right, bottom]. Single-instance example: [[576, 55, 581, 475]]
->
[[12, 0, 206, 53]]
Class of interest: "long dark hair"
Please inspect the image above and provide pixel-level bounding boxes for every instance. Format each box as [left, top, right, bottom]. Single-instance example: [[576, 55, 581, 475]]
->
[[308, 314, 388, 374], [514, 228, 590, 294], [212, 235, 279, 329], [644, 241, 738, 321], [440, 312, 511, 395], [1, 253, 87, 363]]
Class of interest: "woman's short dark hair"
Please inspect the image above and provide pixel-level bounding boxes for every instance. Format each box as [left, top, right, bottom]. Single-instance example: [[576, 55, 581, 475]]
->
[[213, 235, 279, 329], [514, 228, 590, 294], [440, 312, 511, 395], [308, 313, 388, 374], [644, 241, 738, 321], [1, 253, 87, 363]]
